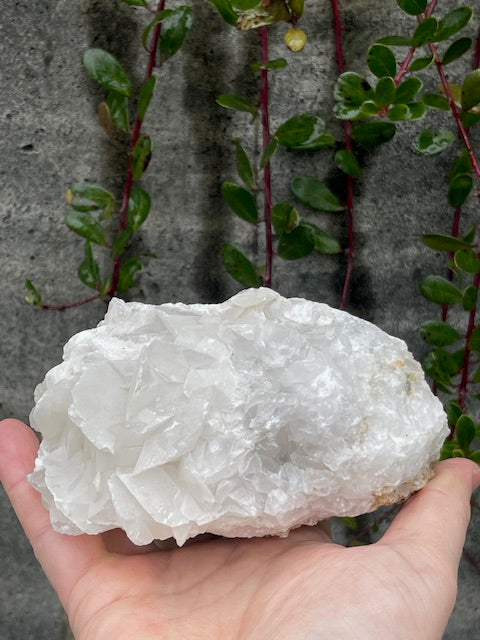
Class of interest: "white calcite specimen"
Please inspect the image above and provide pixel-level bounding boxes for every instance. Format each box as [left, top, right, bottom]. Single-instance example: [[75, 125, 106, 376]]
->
[[29, 288, 448, 546]]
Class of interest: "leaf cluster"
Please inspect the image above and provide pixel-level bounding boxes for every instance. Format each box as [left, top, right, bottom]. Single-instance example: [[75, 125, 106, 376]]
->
[[333, 4, 480, 157], [27, 4, 194, 306], [216, 106, 345, 286]]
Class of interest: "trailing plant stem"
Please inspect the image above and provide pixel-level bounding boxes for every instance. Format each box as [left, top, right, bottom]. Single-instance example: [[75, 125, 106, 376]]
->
[[108, 0, 166, 298], [260, 26, 273, 288], [331, 0, 355, 310], [40, 293, 101, 312], [429, 43, 480, 184], [459, 244, 480, 412], [474, 28, 480, 69], [441, 207, 462, 323]]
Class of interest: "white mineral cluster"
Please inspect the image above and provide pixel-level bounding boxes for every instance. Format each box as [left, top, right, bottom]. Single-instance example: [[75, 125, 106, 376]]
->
[[29, 288, 448, 546]]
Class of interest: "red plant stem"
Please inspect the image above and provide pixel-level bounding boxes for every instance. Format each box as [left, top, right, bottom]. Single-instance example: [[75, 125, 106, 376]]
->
[[428, 42, 480, 411], [441, 207, 462, 322], [395, 48, 416, 85], [40, 293, 101, 311], [108, 0, 165, 298], [429, 43, 480, 182], [260, 26, 273, 288], [330, 0, 355, 310], [394, 0, 438, 86], [474, 28, 480, 69], [459, 253, 480, 412]]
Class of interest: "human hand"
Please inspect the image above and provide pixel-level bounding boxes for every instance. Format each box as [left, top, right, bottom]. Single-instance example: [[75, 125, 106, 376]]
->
[[1, 418, 478, 640]]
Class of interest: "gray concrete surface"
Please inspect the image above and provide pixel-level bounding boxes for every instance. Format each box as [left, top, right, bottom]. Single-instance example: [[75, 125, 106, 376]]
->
[[1, 0, 479, 637]]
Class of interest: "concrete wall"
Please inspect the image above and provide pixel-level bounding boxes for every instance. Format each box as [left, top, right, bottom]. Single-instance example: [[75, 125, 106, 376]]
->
[[1, 0, 478, 637]]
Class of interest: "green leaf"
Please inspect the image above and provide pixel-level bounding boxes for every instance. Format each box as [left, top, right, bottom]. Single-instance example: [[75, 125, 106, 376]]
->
[[422, 92, 450, 110], [395, 0, 427, 15], [448, 174, 473, 208], [216, 93, 258, 117], [411, 17, 437, 47], [387, 104, 409, 121], [272, 202, 300, 235], [291, 176, 344, 212], [420, 320, 461, 346], [78, 241, 101, 290], [221, 182, 258, 223], [445, 400, 462, 426], [65, 209, 108, 246], [121, 0, 148, 5], [462, 285, 478, 311], [440, 439, 462, 460], [454, 249, 479, 274], [83, 48, 132, 96], [334, 150, 362, 178], [25, 279, 42, 307], [204, 0, 238, 25], [252, 58, 288, 71], [468, 450, 480, 464], [451, 147, 473, 179], [462, 112, 480, 127], [351, 122, 396, 145], [106, 91, 130, 131], [137, 76, 156, 120], [132, 134, 152, 179], [436, 347, 462, 375], [361, 101, 380, 116], [128, 186, 151, 230], [411, 129, 455, 155], [442, 37, 472, 65], [448, 148, 473, 207], [394, 77, 422, 104], [434, 7, 472, 42], [69, 183, 115, 218], [461, 69, 480, 112], [419, 275, 462, 304], [277, 224, 315, 260], [367, 44, 396, 78], [469, 326, 480, 351], [333, 72, 373, 120], [422, 350, 453, 388], [456, 415, 476, 450], [260, 137, 279, 168], [158, 6, 194, 62], [235, 140, 256, 190], [113, 228, 134, 258], [302, 223, 342, 254], [377, 35, 411, 46], [409, 54, 433, 71], [374, 76, 396, 108], [275, 114, 335, 150], [118, 256, 143, 294], [221, 244, 262, 287], [422, 234, 472, 252], [462, 225, 476, 244], [405, 102, 426, 120], [231, 0, 259, 11]]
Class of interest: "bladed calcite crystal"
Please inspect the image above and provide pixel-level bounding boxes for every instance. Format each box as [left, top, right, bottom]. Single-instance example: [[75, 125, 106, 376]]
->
[[29, 288, 448, 546]]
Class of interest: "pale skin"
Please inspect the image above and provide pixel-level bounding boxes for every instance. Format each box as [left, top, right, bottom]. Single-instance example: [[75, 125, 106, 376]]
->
[[1, 418, 479, 640]]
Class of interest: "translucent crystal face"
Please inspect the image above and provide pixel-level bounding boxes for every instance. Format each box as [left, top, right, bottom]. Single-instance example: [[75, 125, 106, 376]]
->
[[29, 288, 448, 546]]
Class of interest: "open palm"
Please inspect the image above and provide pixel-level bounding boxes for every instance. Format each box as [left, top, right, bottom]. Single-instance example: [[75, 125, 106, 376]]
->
[[1, 418, 478, 640]]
